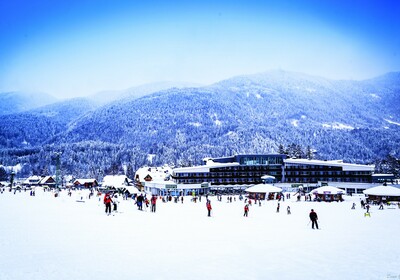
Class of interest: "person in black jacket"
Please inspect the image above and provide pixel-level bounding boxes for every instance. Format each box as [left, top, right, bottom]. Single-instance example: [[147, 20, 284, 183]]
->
[[309, 209, 319, 229], [137, 194, 144, 210]]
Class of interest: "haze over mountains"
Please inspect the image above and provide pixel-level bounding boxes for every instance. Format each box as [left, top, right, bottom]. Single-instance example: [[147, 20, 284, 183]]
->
[[0, 91, 58, 115], [1, 70, 399, 178]]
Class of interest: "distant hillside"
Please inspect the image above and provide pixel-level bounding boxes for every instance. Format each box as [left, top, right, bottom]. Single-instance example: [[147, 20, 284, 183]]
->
[[53, 71, 400, 160], [0, 98, 96, 148], [0, 91, 58, 115], [29, 98, 98, 125], [88, 81, 202, 106], [1, 70, 399, 177]]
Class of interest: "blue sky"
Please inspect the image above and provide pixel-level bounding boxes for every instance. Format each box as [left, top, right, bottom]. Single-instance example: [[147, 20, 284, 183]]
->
[[0, 0, 399, 98]]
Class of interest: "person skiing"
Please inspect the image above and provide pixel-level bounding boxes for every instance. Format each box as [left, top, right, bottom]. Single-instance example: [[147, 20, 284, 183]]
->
[[365, 204, 370, 213], [287, 206, 291, 215], [244, 204, 249, 217], [309, 209, 319, 229], [104, 193, 112, 215], [113, 194, 119, 213], [206, 199, 212, 217], [276, 203, 280, 213]]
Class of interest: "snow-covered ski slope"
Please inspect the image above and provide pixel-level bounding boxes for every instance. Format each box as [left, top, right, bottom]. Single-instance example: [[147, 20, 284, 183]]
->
[[1, 189, 399, 280]]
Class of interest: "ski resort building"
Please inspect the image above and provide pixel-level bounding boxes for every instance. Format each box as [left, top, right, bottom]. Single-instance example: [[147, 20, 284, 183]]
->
[[102, 175, 133, 188], [73, 179, 99, 188], [284, 158, 375, 184], [136, 154, 380, 195], [171, 155, 375, 187], [22, 175, 56, 187], [135, 165, 209, 196], [172, 154, 286, 190]]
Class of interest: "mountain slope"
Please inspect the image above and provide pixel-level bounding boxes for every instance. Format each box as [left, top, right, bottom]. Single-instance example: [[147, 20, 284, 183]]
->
[[1, 70, 399, 177], [51, 71, 400, 161], [0, 98, 97, 148], [88, 81, 202, 106]]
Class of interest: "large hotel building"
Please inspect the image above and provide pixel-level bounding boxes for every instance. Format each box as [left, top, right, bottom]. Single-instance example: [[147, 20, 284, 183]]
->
[[171, 154, 374, 185], [136, 154, 382, 196]]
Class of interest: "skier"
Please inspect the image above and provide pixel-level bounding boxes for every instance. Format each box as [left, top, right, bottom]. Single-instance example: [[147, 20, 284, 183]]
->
[[287, 206, 291, 215], [113, 194, 119, 213], [309, 209, 319, 229], [276, 203, 280, 213], [351, 202, 356, 209], [206, 199, 212, 217], [244, 204, 249, 217], [104, 193, 112, 215]]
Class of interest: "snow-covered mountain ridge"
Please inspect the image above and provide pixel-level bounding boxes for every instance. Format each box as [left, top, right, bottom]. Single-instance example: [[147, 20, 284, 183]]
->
[[1, 70, 399, 177]]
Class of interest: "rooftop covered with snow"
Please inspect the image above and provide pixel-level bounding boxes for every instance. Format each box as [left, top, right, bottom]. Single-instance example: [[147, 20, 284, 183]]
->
[[363, 185, 400, 196]]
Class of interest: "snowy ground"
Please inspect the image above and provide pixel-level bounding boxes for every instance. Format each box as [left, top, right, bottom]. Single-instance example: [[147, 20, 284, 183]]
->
[[1, 189, 400, 280]]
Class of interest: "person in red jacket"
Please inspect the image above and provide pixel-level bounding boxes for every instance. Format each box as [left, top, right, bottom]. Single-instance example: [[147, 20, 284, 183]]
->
[[206, 199, 212, 217], [244, 204, 249, 217], [151, 195, 157, 213], [104, 193, 112, 215]]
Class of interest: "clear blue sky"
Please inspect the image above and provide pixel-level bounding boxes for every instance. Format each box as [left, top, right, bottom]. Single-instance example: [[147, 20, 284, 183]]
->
[[1, 0, 399, 98]]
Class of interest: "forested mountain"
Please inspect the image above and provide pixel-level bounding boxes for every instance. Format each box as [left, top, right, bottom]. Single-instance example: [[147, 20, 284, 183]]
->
[[1, 70, 399, 179], [0, 98, 97, 148], [0, 91, 58, 115], [87, 81, 202, 106]]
